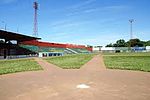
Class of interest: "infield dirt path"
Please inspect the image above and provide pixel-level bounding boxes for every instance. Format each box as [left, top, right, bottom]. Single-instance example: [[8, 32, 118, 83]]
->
[[0, 54, 150, 100]]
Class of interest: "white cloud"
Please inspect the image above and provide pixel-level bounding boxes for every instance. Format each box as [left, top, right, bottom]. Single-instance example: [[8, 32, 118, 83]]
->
[[64, 33, 123, 46], [66, 5, 130, 17], [50, 20, 91, 31], [103, 5, 130, 12], [69, 0, 96, 9], [66, 0, 97, 16]]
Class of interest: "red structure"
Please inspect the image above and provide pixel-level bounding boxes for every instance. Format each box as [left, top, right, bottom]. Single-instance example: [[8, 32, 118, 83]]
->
[[21, 40, 92, 52], [0, 30, 92, 59]]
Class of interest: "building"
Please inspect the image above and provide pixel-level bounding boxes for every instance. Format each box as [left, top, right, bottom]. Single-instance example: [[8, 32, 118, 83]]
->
[[92, 46, 102, 52], [0, 30, 40, 59], [0, 30, 92, 59]]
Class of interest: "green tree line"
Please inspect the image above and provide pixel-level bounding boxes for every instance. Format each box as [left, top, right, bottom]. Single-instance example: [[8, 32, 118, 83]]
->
[[106, 39, 150, 47]]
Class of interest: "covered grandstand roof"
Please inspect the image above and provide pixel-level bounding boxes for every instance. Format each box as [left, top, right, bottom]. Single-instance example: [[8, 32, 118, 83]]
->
[[0, 30, 41, 42]]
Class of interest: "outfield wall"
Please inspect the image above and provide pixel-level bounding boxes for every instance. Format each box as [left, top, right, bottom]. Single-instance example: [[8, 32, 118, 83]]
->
[[101, 47, 147, 53]]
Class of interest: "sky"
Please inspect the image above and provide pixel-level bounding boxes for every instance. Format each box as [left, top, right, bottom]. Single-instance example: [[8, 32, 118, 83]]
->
[[0, 0, 150, 46]]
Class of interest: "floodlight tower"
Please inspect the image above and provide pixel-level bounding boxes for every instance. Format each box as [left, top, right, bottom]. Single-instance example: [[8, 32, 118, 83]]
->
[[129, 19, 134, 40], [129, 19, 134, 51], [1, 21, 7, 30], [33, 1, 38, 37]]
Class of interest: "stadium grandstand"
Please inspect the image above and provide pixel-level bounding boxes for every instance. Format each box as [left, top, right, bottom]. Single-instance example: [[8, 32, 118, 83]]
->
[[0, 30, 92, 59]]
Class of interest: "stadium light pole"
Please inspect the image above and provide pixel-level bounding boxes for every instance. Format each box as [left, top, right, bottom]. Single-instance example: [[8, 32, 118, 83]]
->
[[1, 21, 4, 30], [129, 19, 134, 39], [129, 19, 134, 51], [5, 24, 7, 30], [1, 21, 7, 30]]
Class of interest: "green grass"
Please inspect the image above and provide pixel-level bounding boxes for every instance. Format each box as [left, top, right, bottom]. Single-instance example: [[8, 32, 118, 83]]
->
[[45, 54, 96, 69], [0, 59, 43, 75], [103, 52, 150, 56], [103, 52, 150, 72]]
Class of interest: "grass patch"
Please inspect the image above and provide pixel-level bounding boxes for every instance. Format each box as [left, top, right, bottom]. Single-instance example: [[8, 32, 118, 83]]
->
[[103, 52, 150, 72], [103, 52, 150, 56], [0, 59, 43, 75], [45, 54, 96, 69]]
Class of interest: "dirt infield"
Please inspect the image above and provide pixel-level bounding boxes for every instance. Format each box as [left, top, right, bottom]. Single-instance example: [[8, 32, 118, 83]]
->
[[0, 54, 150, 100]]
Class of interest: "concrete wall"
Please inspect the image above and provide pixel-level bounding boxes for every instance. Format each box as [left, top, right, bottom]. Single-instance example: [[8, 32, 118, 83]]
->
[[92, 47, 101, 52], [101, 47, 147, 52], [146, 46, 150, 52]]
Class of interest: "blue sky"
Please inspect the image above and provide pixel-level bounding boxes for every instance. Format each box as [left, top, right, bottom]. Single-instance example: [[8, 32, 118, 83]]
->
[[0, 0, 150, 46]]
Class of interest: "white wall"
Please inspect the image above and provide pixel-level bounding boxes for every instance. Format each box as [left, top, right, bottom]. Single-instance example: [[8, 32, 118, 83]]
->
[[92, 47, 100, 51], [146, 46, 150, 51], [101, 47, 115, 51], [92, 46, 102, 52]]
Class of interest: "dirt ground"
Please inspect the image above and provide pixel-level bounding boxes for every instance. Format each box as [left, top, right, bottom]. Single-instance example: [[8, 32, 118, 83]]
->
[[0, 54, 150, 100]]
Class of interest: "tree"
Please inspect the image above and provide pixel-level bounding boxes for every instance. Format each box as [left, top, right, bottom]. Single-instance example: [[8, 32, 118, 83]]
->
[[105, 38, 149, 47], [128, 38, 143, 47], [115, 39, 127, 47], [106, 43, 113, 47], [144, 40, 150, 46], [106, 39, 127, 47]]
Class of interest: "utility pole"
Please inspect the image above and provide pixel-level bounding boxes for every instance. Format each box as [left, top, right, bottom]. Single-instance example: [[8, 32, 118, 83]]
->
[[129, 19, 134, 51]]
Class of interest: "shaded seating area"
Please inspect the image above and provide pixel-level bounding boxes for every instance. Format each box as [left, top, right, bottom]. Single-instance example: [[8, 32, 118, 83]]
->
[[0, 29, 92, 59], [0, 30, 40, 59]]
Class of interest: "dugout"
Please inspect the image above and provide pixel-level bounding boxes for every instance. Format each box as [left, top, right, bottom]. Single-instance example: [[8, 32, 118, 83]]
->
[[39, 52, 64, 57]]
